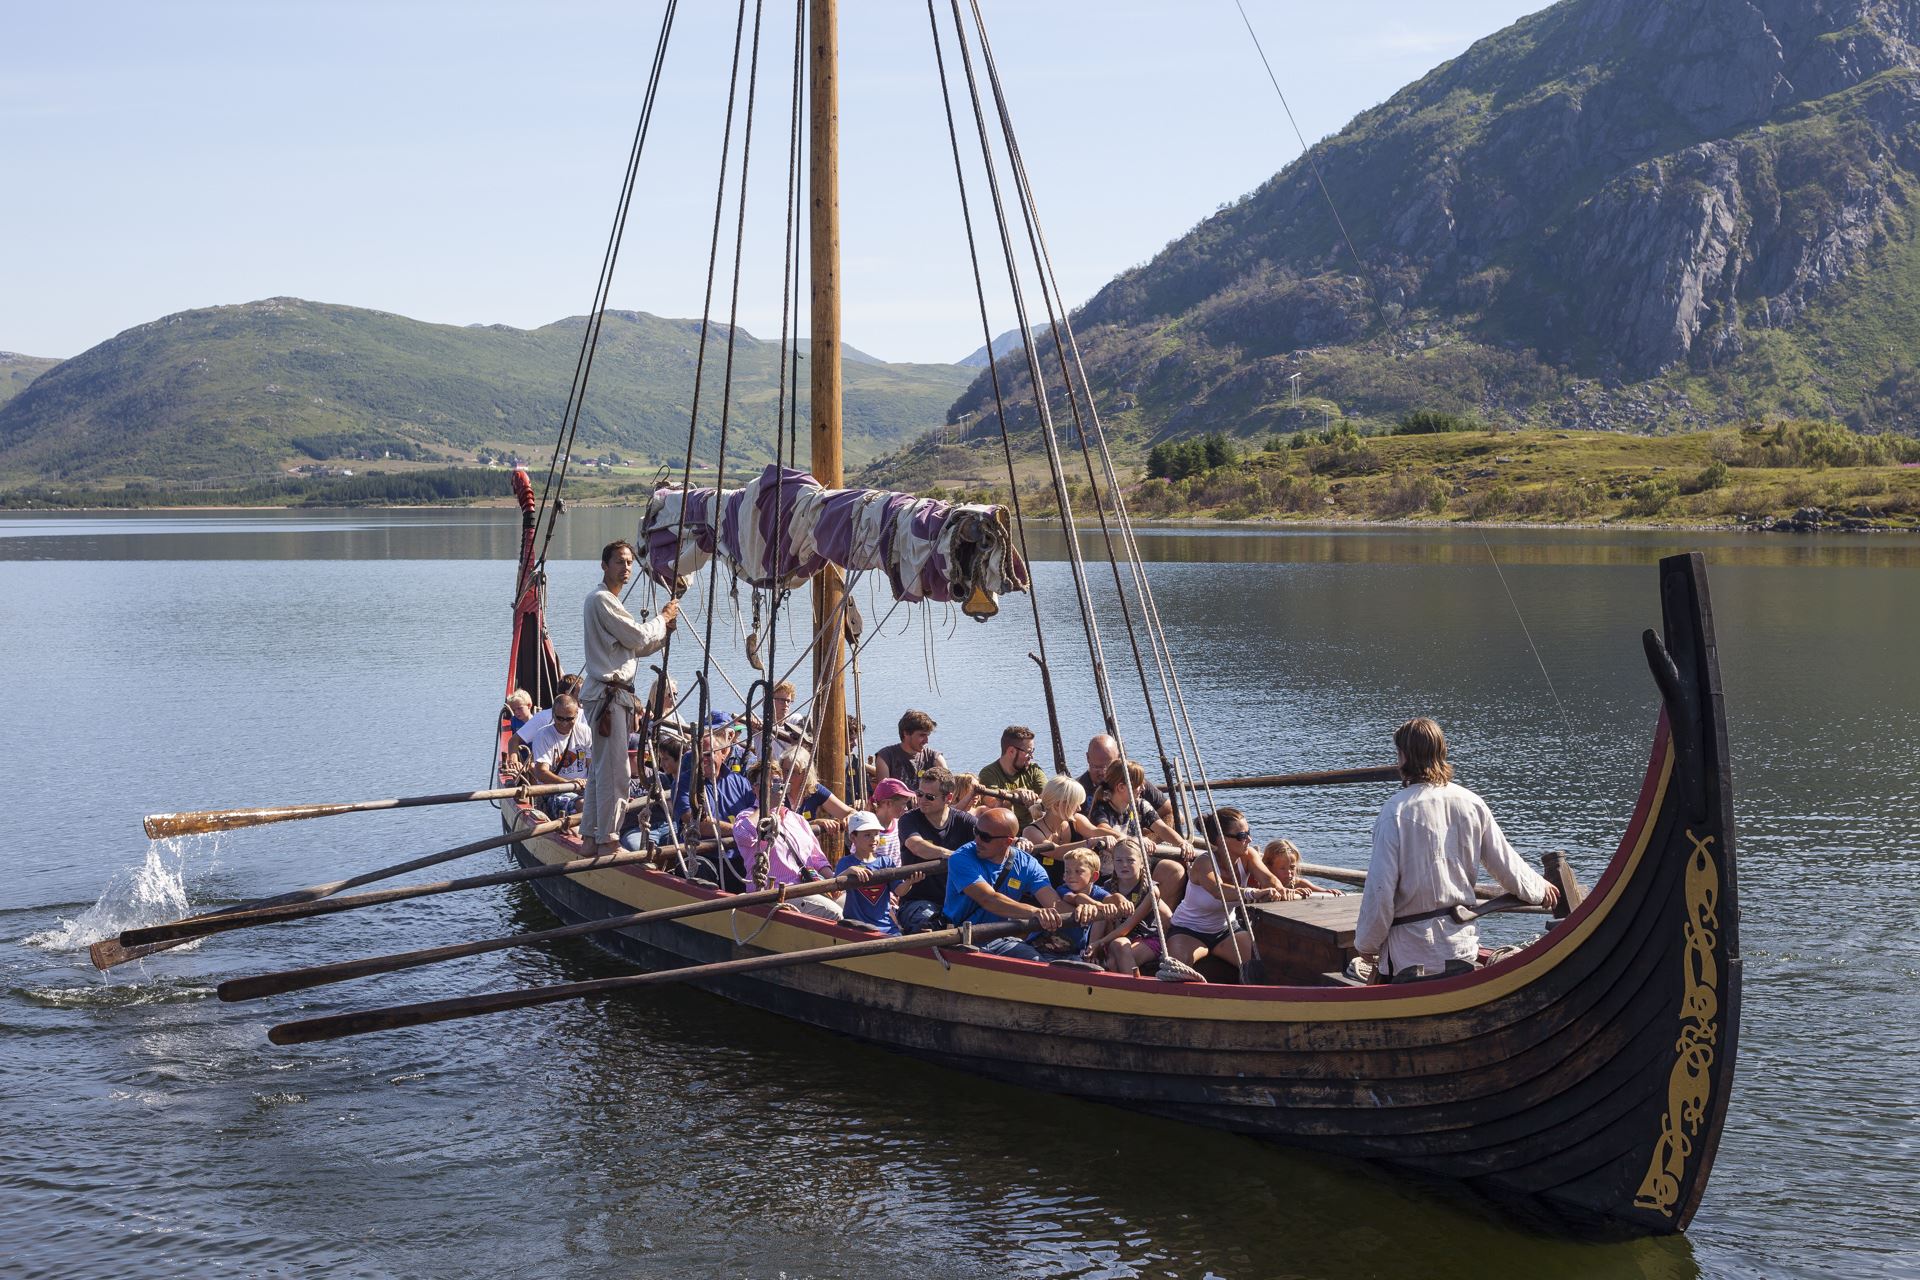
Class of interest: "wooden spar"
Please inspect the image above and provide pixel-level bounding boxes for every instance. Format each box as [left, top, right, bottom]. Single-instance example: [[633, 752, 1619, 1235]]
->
[[268, 918, 1031, 1045], [219, 859, 944, 1003], [89, 815, 575, 970], [809, 0, 848, 798], [1190, 765, 1400, 793], [141, 781, 583, 839]]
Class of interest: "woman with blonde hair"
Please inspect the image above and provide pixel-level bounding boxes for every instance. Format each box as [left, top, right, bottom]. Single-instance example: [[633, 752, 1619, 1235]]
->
[[1021, 773, 1103, 885]]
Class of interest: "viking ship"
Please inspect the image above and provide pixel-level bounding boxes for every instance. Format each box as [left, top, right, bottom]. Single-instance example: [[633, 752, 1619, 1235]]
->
[[102, 0, 1741, 1238]]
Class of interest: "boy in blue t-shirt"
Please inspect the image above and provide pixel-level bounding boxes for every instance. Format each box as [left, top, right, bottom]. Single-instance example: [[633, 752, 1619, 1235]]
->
[[1036, 848, 1111, 956], [835, 810, 907, 934]]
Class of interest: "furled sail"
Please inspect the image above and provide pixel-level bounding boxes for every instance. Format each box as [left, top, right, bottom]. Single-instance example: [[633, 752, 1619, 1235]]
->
[[639, 465, 1029, 619]]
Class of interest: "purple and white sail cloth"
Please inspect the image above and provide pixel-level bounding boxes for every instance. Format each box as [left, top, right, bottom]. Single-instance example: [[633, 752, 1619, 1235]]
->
[[639, 465, 1029, 619]]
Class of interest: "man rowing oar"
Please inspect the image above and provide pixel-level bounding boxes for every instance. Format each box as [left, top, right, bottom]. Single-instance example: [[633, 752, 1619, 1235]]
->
[[582, 540, 679, 855]]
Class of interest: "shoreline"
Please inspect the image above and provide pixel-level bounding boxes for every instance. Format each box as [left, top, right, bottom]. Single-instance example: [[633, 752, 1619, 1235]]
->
[[4, 499, 1913, 535]]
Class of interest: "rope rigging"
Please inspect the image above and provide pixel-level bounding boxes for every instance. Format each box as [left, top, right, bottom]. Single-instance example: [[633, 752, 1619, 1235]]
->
[[528, 0, 680, 582]]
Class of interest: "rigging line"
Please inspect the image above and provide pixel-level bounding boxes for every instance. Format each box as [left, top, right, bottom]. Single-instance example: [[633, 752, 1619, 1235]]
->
[[967, 12, 1178, 797], [1480, 530, 1577, 741], [947, 0, 1120, 740], [533, 0, 679, 571], [923, 0, 1058, 742], [755, 0, 807, 771], [1230, 0, 1369, 285], [988, 120, 1206, 835], [964, 1, 1211, 843], [654, 0, 753, 693], [971, 34, 1216, 823], [693, 0, 770, 724]]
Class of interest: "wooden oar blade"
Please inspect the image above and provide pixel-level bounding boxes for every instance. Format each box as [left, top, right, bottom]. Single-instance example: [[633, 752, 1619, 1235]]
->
[[140, 782, 581, 840], [144, 803, 360, 840]]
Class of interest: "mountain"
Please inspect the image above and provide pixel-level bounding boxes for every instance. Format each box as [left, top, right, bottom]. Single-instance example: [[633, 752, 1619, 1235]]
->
[[940, 0, 1920, 455], [0, 352, 59, 411], [957, 324, 1050, 368], [0, 299, 973, 484]]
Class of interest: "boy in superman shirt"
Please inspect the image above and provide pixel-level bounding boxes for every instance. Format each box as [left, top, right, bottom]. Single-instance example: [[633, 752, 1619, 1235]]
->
[[834, 810, 916, 934]]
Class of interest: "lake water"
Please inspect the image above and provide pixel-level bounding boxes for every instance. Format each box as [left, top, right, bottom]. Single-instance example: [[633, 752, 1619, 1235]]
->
[[2, 510, 1914, 1279]]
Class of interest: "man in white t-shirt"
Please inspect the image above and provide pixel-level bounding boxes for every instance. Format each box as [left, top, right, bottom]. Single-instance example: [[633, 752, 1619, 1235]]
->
[[524, 693, 592, 816], [1355, 718, 1559, 982]]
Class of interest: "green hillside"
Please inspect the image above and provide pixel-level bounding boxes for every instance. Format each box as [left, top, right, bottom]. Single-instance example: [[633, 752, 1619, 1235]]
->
[[0, 299, 973, 485], [0, 353, 59, 410], [915, 0, 1920, 477]]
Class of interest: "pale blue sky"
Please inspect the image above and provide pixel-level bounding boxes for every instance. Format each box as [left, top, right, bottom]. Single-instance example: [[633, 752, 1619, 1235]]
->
[[1, 1, 1546, 364]]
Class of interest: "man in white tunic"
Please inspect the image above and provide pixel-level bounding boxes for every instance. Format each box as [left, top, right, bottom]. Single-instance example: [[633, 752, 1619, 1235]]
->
[[1355, 718, 1559, 982], [581, 540, 679, 853]]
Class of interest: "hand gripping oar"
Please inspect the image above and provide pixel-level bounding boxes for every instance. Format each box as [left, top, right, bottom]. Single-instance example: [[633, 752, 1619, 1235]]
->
[[267, 917, 1032, 1045], [141, 782, 584, 840], [219, 860, 944, 1002], [91, 814, 577, 970]]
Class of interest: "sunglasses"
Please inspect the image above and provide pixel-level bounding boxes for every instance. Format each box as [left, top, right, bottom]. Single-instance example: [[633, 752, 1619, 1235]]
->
[[1223, 829, 1251, 842]]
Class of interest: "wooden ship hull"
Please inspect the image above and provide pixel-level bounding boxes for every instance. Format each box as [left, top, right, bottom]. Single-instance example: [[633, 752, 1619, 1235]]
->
[[498, 548, 1739, 1237]]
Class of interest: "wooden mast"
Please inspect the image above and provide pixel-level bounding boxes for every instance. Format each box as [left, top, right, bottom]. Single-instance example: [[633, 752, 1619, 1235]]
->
[[809, 0, 848, 796]]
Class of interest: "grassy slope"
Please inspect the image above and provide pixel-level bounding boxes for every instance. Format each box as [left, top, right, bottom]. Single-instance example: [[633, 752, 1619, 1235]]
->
[[0, 353, 59, 410], [885, 425, 1920, 531], [0, 300, 973, 485]]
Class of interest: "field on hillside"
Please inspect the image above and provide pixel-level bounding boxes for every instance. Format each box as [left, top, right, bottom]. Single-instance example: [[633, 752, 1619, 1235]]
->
[[908, 423, 1920, 532]]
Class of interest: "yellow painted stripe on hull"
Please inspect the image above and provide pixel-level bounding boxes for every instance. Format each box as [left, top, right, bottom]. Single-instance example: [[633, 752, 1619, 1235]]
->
[[523, 748, 1671, 1024]]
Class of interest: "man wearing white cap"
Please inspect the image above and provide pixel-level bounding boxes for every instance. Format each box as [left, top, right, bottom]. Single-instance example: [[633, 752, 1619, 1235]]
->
[[835, 809, 916, 934]]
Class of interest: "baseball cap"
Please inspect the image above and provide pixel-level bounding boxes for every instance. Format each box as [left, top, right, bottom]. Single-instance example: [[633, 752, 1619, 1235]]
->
[[871, 778, 914, 802], [847, 810, 883, 835]]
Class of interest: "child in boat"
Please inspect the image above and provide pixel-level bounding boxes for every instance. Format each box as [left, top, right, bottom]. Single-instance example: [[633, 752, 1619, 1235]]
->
[[1036, 848, 1111, 957], [834, 810, 914, 934], [1263, 838, 1343, 898], [1090, 838, 1166, 976], [951, 772, 981, 813]]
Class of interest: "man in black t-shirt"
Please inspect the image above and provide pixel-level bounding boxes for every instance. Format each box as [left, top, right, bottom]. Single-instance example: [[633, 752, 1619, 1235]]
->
[[894, 765, 978, 932], [1077, 733, 1174, 826]]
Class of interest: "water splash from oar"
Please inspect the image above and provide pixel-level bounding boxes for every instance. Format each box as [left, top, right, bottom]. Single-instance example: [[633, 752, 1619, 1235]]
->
[[23, 836, 217, 957]]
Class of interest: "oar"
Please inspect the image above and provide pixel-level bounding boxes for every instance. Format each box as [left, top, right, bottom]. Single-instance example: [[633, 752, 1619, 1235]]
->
[[118, 842, 715, 947], [1191, 765, 1400, 792], [141, 782, 583, 840], [219, 859, 943, 1002], [268, 917, 1030, 1045], [90, 814, 576, 970]]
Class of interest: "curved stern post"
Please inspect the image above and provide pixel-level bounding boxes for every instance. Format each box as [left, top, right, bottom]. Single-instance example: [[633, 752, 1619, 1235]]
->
[[1617, 552, 1741, 1233]]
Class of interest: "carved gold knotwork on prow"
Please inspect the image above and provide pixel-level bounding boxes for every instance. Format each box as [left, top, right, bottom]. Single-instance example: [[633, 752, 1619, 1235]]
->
[[1633, 829, 1722, 1217]]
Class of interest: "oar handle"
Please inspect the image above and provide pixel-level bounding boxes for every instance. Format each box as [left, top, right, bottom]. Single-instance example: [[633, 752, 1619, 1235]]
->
[[267, 918, 1030, 1045], [142, 782, 584, 839]]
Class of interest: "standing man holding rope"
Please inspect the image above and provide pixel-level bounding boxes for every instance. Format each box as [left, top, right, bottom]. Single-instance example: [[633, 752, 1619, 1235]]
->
[[582, 540, 679, 855]]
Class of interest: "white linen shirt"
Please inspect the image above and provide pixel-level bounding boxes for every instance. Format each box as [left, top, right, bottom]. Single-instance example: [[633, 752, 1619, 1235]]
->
[[1355, 782, 1550, 977], [582, 587, 670, 695]]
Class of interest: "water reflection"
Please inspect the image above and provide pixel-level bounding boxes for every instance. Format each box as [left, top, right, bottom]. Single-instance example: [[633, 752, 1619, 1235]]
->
[[3, 508, 1917, 569], [2, 512, 1913, 1279]]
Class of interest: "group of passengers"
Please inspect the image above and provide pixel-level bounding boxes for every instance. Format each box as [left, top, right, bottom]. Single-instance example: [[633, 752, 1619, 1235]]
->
[[503, 538, 1563, 986]]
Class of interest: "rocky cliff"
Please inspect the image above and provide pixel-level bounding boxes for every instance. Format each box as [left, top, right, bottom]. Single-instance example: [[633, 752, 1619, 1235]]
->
[[946, 0, 1920, 450]]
